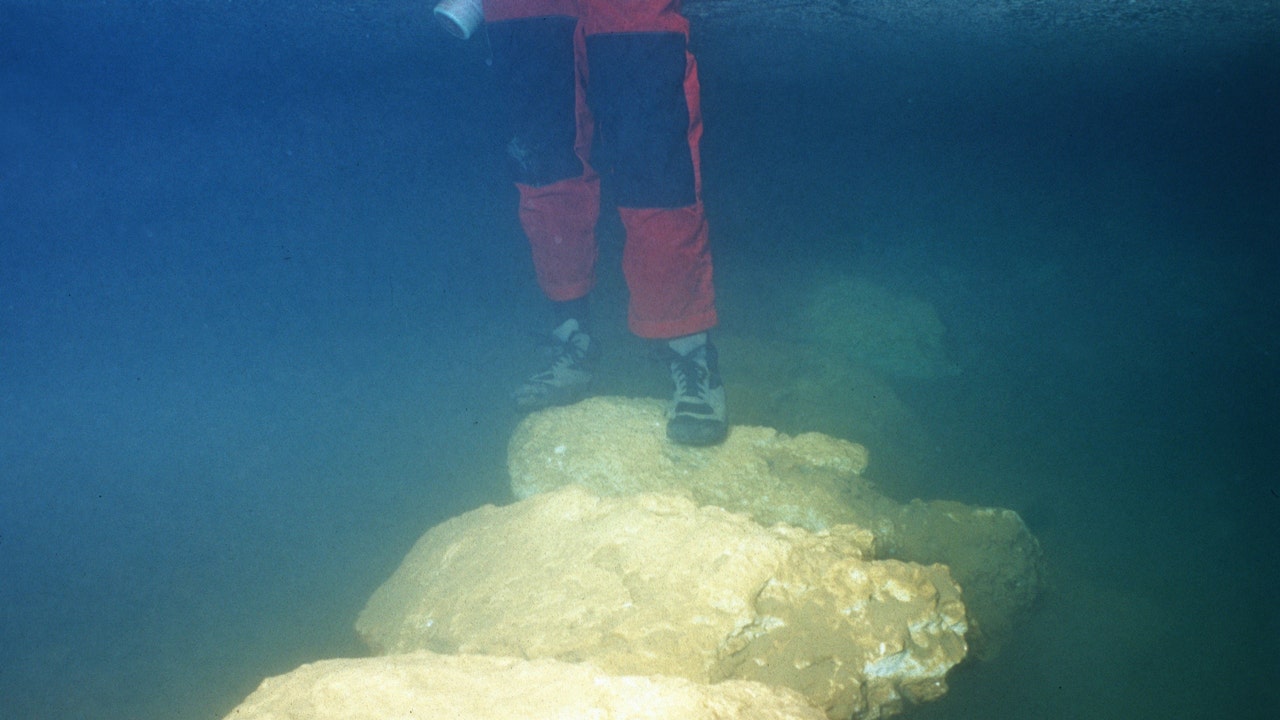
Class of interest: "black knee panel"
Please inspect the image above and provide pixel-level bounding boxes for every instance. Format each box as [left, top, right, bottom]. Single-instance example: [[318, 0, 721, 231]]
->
[[586, 32, 697, 208], [488, 17, 583, 187]]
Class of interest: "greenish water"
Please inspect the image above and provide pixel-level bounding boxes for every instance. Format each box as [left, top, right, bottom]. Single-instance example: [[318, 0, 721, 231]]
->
[[1, 5, 1275, 719]]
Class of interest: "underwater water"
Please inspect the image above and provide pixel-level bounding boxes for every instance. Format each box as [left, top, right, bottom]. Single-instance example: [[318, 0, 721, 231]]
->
[[1, 3, 1276, 719]]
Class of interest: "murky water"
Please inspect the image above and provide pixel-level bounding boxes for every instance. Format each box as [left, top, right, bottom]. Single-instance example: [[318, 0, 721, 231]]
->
[[2, 5, 1275, 719]]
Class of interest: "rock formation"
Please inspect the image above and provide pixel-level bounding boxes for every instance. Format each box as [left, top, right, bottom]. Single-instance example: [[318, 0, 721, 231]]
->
[[225, 397, 1041, 719], [507, 396, 1043, 655], [804, 276, 960, 380], [356, 486, 968, 719], [223, 651, 827, 720]]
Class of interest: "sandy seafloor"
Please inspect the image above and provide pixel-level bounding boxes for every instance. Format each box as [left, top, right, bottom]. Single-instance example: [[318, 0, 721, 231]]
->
[[1, 3, 1277, 719]]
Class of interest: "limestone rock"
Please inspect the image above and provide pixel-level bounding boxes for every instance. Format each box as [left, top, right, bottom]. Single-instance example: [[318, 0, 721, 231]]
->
[[356, 486, 968, 719], [713, 333, 926, 464], [804, 276, 959, 380], [508, 396, 878, 533], [877, 500, 1044, 655], [222, 651, 826, 720], [507, 396, 1043, 656]]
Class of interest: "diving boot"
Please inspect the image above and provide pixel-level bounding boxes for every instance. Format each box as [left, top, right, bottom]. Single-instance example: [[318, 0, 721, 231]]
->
[[512, 318, 595, 412], [665, 333, 727, 446]]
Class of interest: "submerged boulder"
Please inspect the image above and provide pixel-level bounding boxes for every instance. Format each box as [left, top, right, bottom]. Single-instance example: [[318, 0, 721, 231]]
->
[[221, 651, 827, 720], [356, 486, 968, 719], [509, 394, 876, 531], [804, 275, 960, 380], [507, 396, 1043, 656]]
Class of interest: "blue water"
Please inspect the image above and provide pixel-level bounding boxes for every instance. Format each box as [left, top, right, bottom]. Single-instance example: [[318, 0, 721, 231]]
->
[[2, 4, 1276, 719]]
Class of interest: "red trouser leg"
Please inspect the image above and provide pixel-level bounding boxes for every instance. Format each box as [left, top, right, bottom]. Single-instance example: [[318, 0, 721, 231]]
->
[[517, 177, 598, 302], [619, 204, 715, 338], [487, 0, 599, 303], [581, 0, 717, 339]]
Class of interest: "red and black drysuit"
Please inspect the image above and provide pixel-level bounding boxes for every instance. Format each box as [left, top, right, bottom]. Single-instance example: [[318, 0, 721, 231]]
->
[[484, 0, 717, 339]]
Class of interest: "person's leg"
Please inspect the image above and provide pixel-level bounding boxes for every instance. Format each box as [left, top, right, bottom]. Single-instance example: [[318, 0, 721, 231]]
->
[[581, 0, 726, 444], [579, 0, 715, 339], [487, 0, 598, 308], [487, 1, 600, 410]]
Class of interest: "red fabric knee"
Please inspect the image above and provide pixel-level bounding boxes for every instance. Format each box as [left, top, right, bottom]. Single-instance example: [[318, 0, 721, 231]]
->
[[620, 205, 717, 339], [518, 176, 601, 302]]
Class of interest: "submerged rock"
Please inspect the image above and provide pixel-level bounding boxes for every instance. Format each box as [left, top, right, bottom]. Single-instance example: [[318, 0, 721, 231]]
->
[[356, 486, 968, 719], [804, 276, 960, 380], [509, 394, 876, 531], [508, 396, 1043, 656], [221, 651, 827, 720]]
